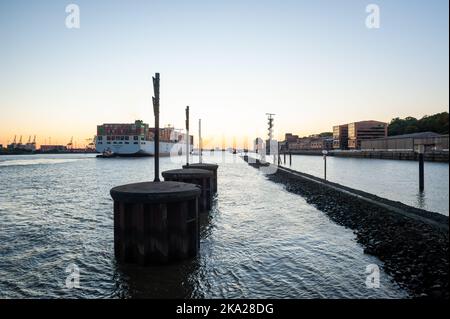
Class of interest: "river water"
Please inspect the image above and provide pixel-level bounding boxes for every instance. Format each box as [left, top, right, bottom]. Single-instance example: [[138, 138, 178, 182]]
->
[[0, 153, 409, 298], [279, 154, 449, 215]]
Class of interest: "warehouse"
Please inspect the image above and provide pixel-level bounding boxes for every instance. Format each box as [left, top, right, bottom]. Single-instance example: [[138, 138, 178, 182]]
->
[[361, 132, 449, 152]]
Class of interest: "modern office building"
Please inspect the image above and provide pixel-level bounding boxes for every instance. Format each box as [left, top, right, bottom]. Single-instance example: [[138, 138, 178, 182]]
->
[[347, 120, 388, 149], [333, 125, 349, 150]]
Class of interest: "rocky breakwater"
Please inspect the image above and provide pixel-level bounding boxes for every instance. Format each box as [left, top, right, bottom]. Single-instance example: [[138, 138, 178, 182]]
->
[[243, 156, 449, 299]]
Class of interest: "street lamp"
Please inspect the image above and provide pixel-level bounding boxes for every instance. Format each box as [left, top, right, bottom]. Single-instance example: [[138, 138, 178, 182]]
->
[[322, 150, 328, 181]]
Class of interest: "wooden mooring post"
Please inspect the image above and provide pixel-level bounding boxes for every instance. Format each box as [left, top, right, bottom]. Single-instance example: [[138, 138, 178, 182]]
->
[[110, 73, 202, 265], [111, 182, 201, 264], [163, 168, 214, 212], [183, 163, 219, 194], [418, 145, 425, 192]]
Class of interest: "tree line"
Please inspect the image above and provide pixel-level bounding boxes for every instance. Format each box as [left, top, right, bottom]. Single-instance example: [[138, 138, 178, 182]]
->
[[388, 112, 449, 136]]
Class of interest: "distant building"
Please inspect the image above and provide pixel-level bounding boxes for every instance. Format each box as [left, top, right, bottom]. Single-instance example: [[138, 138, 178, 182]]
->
[[282, 135, 333, 151], [284, 133, 299, 143], [361, 132, 449, 152], [333, 124, 349, 150], [347, 120, 387, 149], [7, 142, 36, 152], [40, 145, 67, 152]]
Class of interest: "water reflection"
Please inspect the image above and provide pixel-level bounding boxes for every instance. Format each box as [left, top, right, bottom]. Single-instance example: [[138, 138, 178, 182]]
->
[[416, 190, 426, 210], [0, 153, 408, 298], [113, 205, 217, 298], [115, 259, 201, 298]]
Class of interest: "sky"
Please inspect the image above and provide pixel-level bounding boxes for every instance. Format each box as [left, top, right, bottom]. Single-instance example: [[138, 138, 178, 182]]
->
[[0, 0, 448, 148]]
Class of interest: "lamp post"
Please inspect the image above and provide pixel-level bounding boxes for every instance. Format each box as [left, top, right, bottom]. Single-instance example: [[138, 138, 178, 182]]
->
[[322, 150, 328, 181]]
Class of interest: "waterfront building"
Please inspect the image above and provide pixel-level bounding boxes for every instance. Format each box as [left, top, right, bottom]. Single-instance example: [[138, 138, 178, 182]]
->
[[40, 145, 67, 152], [333, 124, 349, 150], [347, 120, 388, 149], [6, 137, 36, 152], [285, 133, 299, 143], [281, 135, 333, 151], [361, 132, 449, 152]]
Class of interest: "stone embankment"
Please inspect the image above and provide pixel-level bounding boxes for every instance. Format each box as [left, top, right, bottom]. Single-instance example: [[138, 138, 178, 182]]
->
[[243, 156, 449, 299]]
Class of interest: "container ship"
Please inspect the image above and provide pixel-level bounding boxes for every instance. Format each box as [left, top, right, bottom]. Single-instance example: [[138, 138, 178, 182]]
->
[[95, 120, 193, 156]]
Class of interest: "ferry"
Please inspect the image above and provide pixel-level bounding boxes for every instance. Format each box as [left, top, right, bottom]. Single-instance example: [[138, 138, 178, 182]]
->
[[95, 120, 193, 157]]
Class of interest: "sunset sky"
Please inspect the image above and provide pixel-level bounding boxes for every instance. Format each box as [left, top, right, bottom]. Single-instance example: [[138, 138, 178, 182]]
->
[[0, 0, 448, 148]]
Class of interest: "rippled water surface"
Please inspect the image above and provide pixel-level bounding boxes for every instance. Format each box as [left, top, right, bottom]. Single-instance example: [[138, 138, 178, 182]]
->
[[0, 153, 408, 298], [280, 155, 449, 215]]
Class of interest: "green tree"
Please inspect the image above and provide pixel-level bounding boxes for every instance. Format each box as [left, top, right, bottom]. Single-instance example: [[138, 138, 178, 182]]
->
[[388, 112, 448, 136]]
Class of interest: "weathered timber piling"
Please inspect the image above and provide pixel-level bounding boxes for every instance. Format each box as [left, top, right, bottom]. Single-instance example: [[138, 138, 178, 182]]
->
[[111, 181, 201, 265], [185, 106, 190, 167], [182, 163, 219, 194], [110, 72, 204, 266], [153, 73, 160, 182], [417, 145, 425, 192], [163, 168, 213, 212]]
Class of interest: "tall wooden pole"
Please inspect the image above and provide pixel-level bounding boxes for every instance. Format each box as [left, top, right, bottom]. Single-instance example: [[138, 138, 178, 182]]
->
[[152, 73, 160, 182], [185, 106, 190, 167]]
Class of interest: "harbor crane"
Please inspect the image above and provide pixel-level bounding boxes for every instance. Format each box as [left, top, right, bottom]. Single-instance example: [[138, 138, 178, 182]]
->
[[67, 137, 73, 150], [85, 137, 95, 150]]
